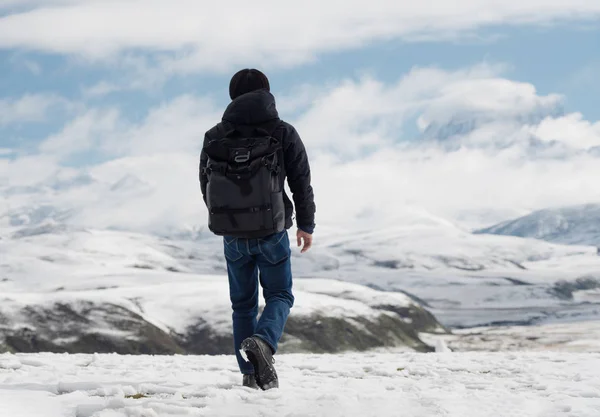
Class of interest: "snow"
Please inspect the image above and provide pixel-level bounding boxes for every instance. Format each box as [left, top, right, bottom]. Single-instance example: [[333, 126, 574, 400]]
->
[[292, 279, 414, 313], [1, 228, 435, 351], [576, 289, 600, 303], [2, 210, 600, 415], [2, 222, 600, 335], [0, 278, 424, 346], [1, 352, 599, 417], [434, 338, 452, 353], [311, 208, 594, 272], [424, 320, 600, 353]]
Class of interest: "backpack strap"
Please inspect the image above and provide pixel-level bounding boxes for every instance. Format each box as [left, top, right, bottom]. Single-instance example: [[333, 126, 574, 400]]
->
[[258, 121, 284, 176], [265, 120, 284, 140], [248, 119, 283, 139]]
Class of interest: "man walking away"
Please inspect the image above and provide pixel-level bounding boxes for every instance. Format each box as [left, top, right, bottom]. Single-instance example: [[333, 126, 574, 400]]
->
[[199, 69, 316, 390]]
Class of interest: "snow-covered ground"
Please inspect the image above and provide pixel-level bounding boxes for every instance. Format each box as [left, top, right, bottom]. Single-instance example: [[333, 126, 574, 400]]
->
[[1, 352, 599, 417], [0, 227, 443, 354], [2, 211, 600, 416], [2, 220, 600, 353], [422, 320, 600, 353]]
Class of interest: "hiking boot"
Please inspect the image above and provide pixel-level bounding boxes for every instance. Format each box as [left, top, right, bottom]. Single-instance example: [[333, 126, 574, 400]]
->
[[242, 374, 259, 389], [240, 336, 279, 390]]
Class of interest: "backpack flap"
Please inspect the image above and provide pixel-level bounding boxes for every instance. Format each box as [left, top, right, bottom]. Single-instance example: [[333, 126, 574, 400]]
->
[[205, 128, 285, 238]]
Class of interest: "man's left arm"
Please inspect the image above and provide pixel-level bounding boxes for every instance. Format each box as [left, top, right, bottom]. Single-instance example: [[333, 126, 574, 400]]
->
[[283, 126, 316, 252], [199, 134, 209, 205]]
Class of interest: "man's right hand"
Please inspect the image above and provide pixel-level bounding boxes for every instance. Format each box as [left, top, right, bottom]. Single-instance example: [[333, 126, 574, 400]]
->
[[297, 229, 313, 254]]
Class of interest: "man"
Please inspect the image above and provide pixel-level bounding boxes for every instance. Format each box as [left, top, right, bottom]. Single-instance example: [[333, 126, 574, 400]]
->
[[199, 69, 316, 390]]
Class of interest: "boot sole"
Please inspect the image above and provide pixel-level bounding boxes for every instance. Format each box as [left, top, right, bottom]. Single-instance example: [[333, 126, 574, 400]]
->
[[241, 338, 279, 390]]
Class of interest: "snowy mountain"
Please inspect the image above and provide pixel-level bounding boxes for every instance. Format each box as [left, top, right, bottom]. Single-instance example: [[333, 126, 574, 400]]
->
[[3, 204, 600, 355], [476, 204, 600, 247], [0, 227, 444, 355], [0, 172, 158, 233]]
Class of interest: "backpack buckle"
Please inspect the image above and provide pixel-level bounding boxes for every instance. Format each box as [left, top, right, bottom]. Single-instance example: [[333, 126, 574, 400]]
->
[[234, 151, 250, 163]]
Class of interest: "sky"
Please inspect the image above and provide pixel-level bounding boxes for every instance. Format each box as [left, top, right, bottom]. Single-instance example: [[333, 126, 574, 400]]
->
[[1, 0, 600, 234]]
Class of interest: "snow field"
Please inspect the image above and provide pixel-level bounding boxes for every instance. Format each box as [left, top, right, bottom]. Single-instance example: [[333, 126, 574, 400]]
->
[[1, 352, 599, 417]]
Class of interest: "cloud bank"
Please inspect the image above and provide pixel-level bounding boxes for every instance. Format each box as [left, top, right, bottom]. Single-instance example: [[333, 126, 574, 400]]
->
[[0, 94, 69, 126], [1, 0, 600, 74], [2, 63, 600, 235]]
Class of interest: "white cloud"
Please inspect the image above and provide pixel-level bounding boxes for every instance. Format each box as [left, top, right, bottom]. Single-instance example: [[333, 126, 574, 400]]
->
[[0, 153, 61, 186], [3, 63, 600, 234], [0, 0, 599, 74], [0, 94, 67, 126], [0, 0, 34, 8], [419, 78, 562, 126], [81, 154, 203, 232], [291, 63, 561, 154], [82, 81, 121, 98], [527, 113, 600, 149], [565, 62, 600, 91], [308, 145, 600, 231], [39, 108, 121, 157], [101, 95, 220, 157], [0, 148, 13, 155], [37, 95, 220, 161], [8, 54, 42, 75]]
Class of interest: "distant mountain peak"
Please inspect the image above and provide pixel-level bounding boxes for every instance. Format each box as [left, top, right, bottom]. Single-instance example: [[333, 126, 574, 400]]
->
[[1, 204, 74, 228], [110, 174, 152, 193], [417, 101, 566, 150], [476, 203, 600, 247]]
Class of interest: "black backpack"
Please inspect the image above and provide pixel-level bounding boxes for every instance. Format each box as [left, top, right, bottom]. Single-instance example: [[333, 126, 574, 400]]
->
[[202, 122, 286, 238]]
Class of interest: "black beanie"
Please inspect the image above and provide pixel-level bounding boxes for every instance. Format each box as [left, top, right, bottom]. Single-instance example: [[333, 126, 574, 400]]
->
[[229, 68, 270, 100]]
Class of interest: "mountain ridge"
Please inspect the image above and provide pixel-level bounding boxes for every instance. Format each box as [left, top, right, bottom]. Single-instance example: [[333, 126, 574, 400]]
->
[[476, 203, 600, 247]]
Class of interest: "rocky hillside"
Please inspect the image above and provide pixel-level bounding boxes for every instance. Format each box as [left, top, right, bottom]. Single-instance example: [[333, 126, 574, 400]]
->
[[0, 227, 445, 355]]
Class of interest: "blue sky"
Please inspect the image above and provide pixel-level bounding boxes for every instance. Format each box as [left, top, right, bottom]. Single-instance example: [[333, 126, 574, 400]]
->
[[1, 21, 599, 158], [1, 1, 600, 232]]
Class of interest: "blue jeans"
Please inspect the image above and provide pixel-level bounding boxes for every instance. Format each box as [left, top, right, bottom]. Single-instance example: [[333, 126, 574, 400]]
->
[[224, 230, 295, 375]]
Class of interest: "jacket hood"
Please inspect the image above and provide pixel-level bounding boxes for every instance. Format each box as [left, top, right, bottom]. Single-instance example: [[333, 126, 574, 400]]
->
[[222, 89, 279, 125]]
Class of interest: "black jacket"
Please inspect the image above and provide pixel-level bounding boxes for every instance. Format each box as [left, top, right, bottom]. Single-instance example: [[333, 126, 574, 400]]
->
[[199, 90, 316, 233]]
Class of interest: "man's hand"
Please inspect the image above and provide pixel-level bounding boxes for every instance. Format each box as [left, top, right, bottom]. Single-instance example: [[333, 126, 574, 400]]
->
[[296, 229, 313, 254]]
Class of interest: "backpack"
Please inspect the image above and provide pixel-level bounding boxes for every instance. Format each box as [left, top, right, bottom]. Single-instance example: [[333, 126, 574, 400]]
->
[[202, 122, 286, 238]]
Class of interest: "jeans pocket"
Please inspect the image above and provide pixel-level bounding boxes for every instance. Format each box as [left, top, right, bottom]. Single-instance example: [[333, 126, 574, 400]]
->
[[258, 231, 290, 265], [224, 237, 243, 262]]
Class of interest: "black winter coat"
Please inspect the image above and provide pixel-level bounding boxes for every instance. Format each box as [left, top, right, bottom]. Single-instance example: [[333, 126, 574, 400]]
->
[[199, 90, 316, 233]]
